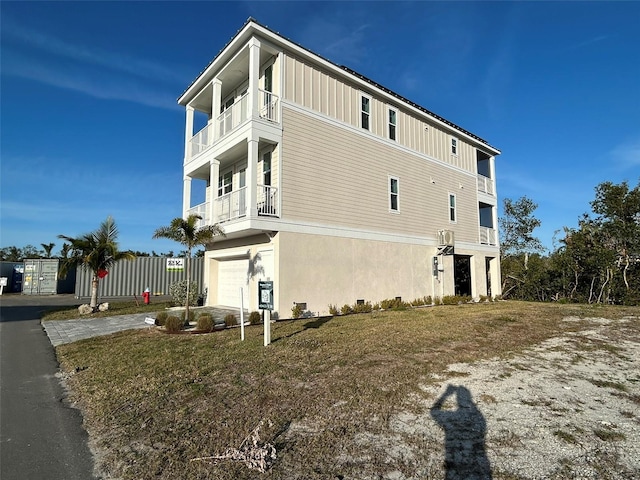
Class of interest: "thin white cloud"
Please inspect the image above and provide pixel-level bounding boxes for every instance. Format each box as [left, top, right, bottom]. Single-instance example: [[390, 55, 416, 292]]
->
[[3, 17, 187, 85], [610, 138, 640, 170], [3, 53, 179, 110], [2, 16, 183, 110], [562, 35, 609, 53]]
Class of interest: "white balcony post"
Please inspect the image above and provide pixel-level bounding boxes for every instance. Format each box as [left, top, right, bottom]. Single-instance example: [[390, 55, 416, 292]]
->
[[247, 138, 259, 218], [183, 176, 192, 218], [210, 160, 219, 224], [184, 106, 194, 161], [248, 37, 261, 121], [211, 79, 221, 140]]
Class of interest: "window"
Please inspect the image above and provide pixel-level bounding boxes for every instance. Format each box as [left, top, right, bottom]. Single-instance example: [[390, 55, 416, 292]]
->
[[388, 108, 397, 141], [449, 193, 457, 222], [361, 95, 370, 131], [262, 151, 272, 186], [218, 171, 232, 196], [451, 137, 458, 155], [389, 176, 399, 211], [264, 64, 273, 93]]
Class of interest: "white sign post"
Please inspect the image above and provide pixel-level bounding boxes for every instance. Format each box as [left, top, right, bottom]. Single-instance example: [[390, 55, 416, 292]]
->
[[239, 287, 245, 341], [0, 277, 7, 296]]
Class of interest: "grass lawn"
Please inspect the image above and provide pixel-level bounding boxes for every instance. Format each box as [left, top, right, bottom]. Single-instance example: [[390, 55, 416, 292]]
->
[[41, 300, 174, 321], [54, 301, 640, 479]]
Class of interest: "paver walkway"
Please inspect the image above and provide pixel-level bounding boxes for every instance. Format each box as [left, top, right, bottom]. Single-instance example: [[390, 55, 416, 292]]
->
[[42, 306, 245, 346]]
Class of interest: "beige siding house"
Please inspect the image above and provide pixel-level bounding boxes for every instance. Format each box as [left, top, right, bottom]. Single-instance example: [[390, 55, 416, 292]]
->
[[178, 18, 501, 316]]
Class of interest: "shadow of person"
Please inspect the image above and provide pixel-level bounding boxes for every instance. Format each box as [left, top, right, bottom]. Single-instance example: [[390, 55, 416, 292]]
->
[[430, 384, 492, 479]]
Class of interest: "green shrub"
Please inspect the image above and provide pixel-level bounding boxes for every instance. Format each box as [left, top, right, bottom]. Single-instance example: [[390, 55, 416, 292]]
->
[[340, 304, 353, 315], [249, 311, 261, 325], [353, 301, 372, 314], [434, 297, 443, 305], [196, 313, 214, 332], [224, 313, 237, 327], [169, 280, 199, 307], [165, 315, 183, 332], [372, 302, 381, 311], [155, 311, 168, 326], [380, 298, 408, 310], [328, 304, 339, 316], [291, 304, 304, 319], [442, 295, 472, 305], [180, 309, 196, 325]]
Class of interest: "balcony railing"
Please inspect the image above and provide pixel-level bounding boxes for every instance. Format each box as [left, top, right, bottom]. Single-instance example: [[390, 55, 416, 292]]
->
[[215, 186, 248, 223], [204, 185, 279, 224], [477, 174, 495, 195], [188, 91, 280, 161], [479, 227, 497, 246], [259, 89, 279, 123], [186, 202, 210, 229]]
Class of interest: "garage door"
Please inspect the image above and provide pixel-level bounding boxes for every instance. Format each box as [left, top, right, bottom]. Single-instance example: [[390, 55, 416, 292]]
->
[[217, 259, 250, 308]]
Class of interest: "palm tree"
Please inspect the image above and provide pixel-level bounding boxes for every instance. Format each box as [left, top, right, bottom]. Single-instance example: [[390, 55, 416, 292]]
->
[[41, 242, 55, 258], [153, 214, 224, 321], [58, 216, 135, 311]]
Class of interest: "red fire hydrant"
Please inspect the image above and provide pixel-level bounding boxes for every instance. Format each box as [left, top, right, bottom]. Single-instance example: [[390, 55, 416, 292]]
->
[[142, 287, 150, 305]]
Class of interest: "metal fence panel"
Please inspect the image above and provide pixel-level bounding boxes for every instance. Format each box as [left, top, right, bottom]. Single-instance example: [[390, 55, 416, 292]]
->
[[74, 257, 204, 299]]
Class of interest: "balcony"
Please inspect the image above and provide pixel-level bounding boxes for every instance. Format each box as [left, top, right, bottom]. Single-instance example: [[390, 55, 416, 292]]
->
[[188, 90, 279, 161], [479, 227, 497, 246], [477, 174, 495, 195], [187, 185, 279, 227]]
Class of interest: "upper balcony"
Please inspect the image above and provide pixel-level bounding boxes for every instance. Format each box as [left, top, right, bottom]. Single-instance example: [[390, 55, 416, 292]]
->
[[189, 89, 279, 162], [477, 174, 495, 196], [187, 184, 278, 229]]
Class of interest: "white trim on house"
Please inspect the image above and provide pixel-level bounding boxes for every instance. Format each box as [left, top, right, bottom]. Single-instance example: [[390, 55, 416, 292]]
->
[[178, 21, 500, 157]]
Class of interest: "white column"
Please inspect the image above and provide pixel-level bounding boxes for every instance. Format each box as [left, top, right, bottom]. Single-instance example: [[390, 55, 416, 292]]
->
[[184, 106, 195, 161], [211, 79, 221, 140], [209, 161, 219, 225], [248, 38, 261, 120], [247, 138, 259, 218], [183, 177, 192, 218]]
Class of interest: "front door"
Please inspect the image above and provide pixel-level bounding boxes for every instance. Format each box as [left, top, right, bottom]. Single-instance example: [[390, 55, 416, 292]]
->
[[454, 255, 472, 297]]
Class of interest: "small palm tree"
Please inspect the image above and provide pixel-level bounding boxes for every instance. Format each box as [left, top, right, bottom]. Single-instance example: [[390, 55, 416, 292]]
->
[[153, 215, 224, 320], [41, 242, 55, 258], [58, 216, 135, 311]]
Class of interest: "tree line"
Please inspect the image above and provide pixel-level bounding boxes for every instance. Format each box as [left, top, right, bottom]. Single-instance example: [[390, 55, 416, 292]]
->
[[501, 180, 640, 305], [0, 245, 198, 262]]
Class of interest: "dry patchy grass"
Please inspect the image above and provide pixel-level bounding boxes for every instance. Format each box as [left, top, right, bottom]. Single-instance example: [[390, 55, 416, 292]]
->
[[55, 301, 639, 479]]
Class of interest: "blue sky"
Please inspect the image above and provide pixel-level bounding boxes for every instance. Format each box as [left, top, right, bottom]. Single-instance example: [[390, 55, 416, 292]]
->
[[1, 1, 639, 255]]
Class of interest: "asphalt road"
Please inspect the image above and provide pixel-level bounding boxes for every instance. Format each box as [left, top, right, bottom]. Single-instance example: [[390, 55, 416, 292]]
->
[[0, 294, 97, 480]]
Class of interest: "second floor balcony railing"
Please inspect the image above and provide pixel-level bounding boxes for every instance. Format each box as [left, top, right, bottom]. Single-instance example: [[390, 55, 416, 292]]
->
[[188, 90, 280, 161], [479, 226, 497, 246], [477, 174, 495, 195]]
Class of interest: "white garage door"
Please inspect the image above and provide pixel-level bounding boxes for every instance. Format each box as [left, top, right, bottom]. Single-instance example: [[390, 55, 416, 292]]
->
[[217, 259, 250, 308]]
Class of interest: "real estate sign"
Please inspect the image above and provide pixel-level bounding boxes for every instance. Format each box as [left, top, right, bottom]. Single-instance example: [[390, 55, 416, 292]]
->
[[258, 280, 274, 310], [166, 258, 184, 272]]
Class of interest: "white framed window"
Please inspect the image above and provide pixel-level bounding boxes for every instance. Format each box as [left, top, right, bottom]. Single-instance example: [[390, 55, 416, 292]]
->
[[448, 193, 457, 223], [361, 94, 371, 131], [451, 136, 458, 155], [262, 151, 272, 186], [388, 107, 397, 141], [218, 170, 233, 196], [389, 176, 399, 212]]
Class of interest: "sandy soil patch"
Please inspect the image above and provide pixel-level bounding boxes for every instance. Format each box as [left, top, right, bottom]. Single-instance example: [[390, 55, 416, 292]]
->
[[358, 316, 640, 479]]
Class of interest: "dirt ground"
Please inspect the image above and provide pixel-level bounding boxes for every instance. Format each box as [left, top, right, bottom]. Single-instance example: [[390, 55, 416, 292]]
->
[[353, 315, 640, 479]]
